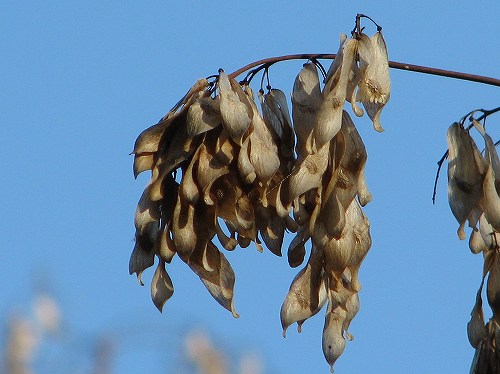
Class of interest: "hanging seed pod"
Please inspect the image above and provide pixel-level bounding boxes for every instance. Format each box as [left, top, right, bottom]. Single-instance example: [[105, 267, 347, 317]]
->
[[184, 240, 239, 318], [292, 62, 323, 156], [151, 260, 174, 312], [472, 120, 500, 232], [468, 290, 487, 349], [356, 31, 391, 132], [185, 93, 221, 138], [171, 195, 203, 258], [446, 122, 485, 239], [286, 143, 330, 206], [129, 222, 157, 286], [357, 167, 373, 206], [487, 252, 500, 321], [313, 38, 358, 151], [288, 225, 311, 268], [469, 228, 488, 254], [346, 200, 371, 292], [479, 214, 500, 250], [324, 34, 348, 92], [342, 287, 360, 341], [259, 88, 295, 159], [179, 146, 202, 204], [218, 70, 252, 146], [322, 301, 347, 373], [244, 85, 281, 187], [157, 223, 177, 263], [134, 185, 161, 234], [280, 246, 327, 336], [132, 78, 209, 175]]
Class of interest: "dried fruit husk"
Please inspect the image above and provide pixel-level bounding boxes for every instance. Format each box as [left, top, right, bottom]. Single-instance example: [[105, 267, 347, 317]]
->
[[292, 62, 323, 156], [446, 122, 485, 239], [280, 245, 327, 336]]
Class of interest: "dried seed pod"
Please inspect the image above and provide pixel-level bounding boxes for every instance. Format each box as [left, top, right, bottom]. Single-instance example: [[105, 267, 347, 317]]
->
[[185, 93, 221, 138], [447, 122, 485, 239], [151, 260, 174, 312], [468, 291, 487, 349], [292, 62, 323, 156], [323, 230, 355, 297], [149, 133, 203, 201], [256, 205, 285, 256], [472, 120, 500, 232], [237, 136, 257, 184], [320, 111, 368, 235], [324, 34, 348, 92], [179, 146, 202, 204], [244, 86, 281, 186], [487, 252, 500, 320], [342, 287, 360, 341], [157, 223, 176, 263], [218, 70, 252, 146], [469, 228, 488, 254], [280, 246, 327, 336], [479, 214, 500, 250], [196, 141, 231, 206], [135, 185, 161, 234], [322, 302, 347, 373], [171, 195, 202, 258], [346, 200, 371, 292], [287, 143, 330, 205], [259, 88, 295, 159], [288, 225, 310, 268], [313, 38, 357, 151], [357, 167, 373, 206], [356, 31, 390, 132], [184, 240, 239, 318], [129, 222, 157, 285], [133, 79, 209, 178]]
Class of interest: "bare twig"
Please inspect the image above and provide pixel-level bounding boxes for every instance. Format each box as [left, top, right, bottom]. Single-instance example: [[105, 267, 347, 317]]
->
[[227, 54, 500, 87]]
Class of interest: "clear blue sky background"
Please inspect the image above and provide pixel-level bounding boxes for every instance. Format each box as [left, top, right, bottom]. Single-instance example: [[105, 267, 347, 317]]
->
[[2, 1, 499, 373]]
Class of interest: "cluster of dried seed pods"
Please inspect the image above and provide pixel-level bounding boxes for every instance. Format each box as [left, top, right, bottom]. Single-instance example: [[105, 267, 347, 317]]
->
[[130, 16, 390, 372], [446, 115, 500, 373]]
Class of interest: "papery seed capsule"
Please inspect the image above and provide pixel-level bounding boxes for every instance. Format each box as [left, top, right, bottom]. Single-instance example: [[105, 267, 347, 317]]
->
[[446, 122, 485, 239], [151, 260, 174, 312], [292, 62, 322, 156], [467, 293, 487, 349], [322, 303, 347, 373], [218, 71, 252, 146], [281, 246, 327, 336], [356, 31, 391, 132]]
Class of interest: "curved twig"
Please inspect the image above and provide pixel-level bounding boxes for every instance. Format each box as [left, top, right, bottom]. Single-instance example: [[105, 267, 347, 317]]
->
[[227, 54, 500, 87]]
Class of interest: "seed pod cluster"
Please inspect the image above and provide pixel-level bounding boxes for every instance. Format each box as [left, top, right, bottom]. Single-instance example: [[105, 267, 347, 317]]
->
[[130, 19, 390, 371], [445, 117, 500, 373]]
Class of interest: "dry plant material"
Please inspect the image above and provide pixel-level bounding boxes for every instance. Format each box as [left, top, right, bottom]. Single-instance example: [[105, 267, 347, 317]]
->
[[443, 110, 500, 374], [130, 14, 390, 372]]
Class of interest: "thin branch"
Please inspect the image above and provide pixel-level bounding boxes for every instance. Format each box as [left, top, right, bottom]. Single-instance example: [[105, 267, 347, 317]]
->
[[228, 54, 500, 87]]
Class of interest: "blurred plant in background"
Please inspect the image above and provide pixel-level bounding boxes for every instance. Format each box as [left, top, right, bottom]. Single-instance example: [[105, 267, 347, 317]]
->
[[2, 289, 263, 374]]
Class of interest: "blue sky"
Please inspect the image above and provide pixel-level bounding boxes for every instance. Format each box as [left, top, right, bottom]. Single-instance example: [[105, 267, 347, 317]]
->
[[1, 1, 499, 373]]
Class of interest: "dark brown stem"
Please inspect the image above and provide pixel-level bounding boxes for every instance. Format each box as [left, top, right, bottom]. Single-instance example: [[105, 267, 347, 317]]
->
[[228, 54, 500, 87]]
